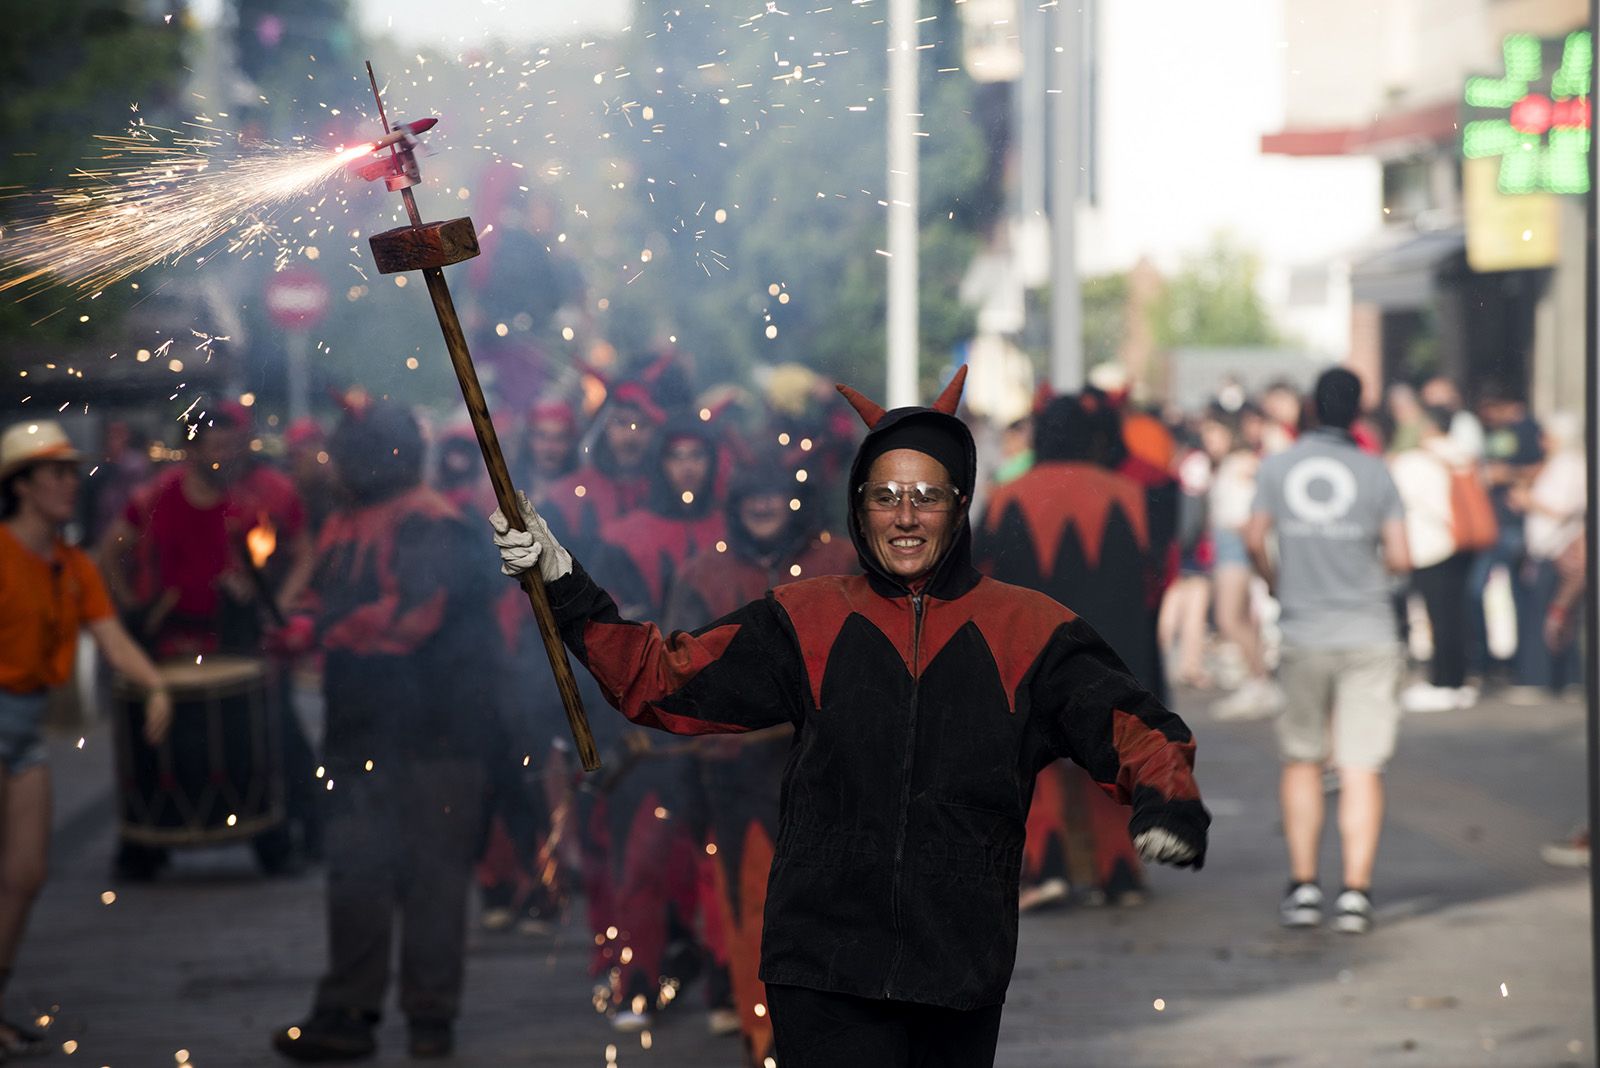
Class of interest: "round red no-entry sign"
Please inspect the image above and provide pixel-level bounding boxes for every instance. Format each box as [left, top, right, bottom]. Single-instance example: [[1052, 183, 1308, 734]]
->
[[265, 267, 330, 331]]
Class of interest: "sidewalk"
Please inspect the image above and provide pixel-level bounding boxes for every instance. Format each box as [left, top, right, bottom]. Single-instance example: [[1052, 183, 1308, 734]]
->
[[22, 686, 1597, 1067]]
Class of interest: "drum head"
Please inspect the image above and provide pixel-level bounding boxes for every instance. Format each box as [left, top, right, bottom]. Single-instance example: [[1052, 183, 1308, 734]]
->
[[116, 655, 266, 697]]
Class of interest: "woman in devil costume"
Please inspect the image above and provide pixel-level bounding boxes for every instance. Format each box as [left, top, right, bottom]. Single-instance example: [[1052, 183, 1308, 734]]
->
[[490, 370, 1209, 1067]]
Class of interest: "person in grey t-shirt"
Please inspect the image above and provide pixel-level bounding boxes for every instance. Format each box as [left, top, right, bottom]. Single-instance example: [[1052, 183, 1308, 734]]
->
[[1244, 368, 1411, 936]]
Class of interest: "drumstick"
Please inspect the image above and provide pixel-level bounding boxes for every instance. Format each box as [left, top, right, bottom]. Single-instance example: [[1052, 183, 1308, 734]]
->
[[144, 588, 180, 640]]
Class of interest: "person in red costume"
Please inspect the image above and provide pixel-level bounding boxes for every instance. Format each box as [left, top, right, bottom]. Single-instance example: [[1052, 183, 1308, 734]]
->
[[491, 369, 1208, 1067], [566, 412, 728, 1032], [539, 383, 662, 552], [977, 393, 1173, 910], [101, 403, 313, 658], [475, 398, 583, 937]]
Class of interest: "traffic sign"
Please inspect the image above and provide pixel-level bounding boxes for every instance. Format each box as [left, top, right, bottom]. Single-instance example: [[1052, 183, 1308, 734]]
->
[[265, 267, 330, 331]]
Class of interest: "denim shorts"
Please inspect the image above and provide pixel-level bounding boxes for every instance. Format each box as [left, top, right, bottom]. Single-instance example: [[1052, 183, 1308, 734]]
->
[[1211, 528, 1249, 569], [0, 689, 50, 776]]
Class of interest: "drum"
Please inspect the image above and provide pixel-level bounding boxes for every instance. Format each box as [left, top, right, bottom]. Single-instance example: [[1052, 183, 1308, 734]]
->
[[113, 657, 285, 847]]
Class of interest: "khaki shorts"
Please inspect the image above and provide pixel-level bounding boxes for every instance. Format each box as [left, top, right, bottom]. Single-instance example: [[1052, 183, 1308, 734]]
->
[[1276, 644, 1404, 771]]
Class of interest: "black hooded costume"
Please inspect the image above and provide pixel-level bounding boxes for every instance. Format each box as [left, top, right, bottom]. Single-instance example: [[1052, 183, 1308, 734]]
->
[[538, 370, 1208, 1028]]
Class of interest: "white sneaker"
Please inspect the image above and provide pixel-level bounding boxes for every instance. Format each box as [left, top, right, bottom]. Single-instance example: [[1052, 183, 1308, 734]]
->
[[1401, 683, 1459, 714], [1018, 876, 1070, 913], [1332, 889, 1374, 934], [1210, 645, 1247, 691], [1280, 882, 1323, 928], [1454, 685, 1479, 710], [479, 907, 514, 932], [1211, 678, 1283, 720]]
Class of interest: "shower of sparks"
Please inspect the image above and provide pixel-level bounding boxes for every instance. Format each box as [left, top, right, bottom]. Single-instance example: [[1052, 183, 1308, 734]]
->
[[0, 126, 377, 299]]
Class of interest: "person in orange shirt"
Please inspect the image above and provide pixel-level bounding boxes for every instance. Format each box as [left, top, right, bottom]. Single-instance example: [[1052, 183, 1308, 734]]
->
[[0, 420, 170, 1054]]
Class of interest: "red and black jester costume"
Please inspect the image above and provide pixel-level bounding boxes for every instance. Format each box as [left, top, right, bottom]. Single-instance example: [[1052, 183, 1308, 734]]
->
[[540, 370, 1209, 1011]]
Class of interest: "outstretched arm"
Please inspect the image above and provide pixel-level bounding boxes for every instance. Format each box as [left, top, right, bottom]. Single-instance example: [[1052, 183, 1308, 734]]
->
[[493, 496, 803, 735], [1033, 616, 1210, 867]]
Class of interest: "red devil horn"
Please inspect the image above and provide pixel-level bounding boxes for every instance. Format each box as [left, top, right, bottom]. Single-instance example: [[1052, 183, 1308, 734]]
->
[[932, 365, 968, 415], [836, 384, 887, 429]]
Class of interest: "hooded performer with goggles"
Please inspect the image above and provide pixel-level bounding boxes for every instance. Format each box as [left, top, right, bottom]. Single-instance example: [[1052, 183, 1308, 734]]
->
[[489, 370, 1209, 1067]]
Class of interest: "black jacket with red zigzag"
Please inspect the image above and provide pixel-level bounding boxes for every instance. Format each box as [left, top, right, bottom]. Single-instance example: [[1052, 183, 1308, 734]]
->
[[543, 407, 1208, 1011]]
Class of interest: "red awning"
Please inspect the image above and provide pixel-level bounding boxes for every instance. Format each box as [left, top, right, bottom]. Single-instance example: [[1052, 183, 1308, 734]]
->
[[1261, 100, 1461, 157]]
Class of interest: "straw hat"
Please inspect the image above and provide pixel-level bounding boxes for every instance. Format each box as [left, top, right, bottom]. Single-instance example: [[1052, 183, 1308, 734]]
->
[[0, 420, 85, 482]]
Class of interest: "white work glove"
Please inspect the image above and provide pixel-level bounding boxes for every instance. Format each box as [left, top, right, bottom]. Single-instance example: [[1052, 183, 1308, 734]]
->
[[488, 491, 573, 583], [1134, 826, 1199, 867]]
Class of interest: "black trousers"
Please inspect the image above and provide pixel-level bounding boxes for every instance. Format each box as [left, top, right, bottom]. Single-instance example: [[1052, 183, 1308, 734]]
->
[[767, 983, 1004, 1068], [1412, 552, 1472, 688], [313, 756, 484, 1023]]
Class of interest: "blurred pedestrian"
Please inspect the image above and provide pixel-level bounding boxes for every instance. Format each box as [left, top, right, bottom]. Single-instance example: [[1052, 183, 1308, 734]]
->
[[1205, 408, 1282, 718], [1160, 426, 1215, 689], [1245, 367, 1411, 935], [1516, 411, 1585, 697], [1384, 382, 1426, 455], [1419, 376, 1485, 460], [1540, 522, 1589, 869], [272, 399, 500, 1062], [0, 420, 171, 1056], [1259, 380, 1303, 455], [1389, 406, 1490, 712], [492, 370, 1209, 1066], [1469, 391, 1544, 689]]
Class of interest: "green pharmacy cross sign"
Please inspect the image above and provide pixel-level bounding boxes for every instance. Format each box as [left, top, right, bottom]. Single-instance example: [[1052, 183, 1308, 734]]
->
[[1462, 30, 1591, 195]]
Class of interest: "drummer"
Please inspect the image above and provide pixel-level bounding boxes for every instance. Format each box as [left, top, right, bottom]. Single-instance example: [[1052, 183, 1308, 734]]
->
[[0, 420, 171, 1055]]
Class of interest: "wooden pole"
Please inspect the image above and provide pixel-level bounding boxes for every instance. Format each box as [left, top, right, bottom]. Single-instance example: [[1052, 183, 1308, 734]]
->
[[362, 61, 600, 771], [418, 266, 601, 771]]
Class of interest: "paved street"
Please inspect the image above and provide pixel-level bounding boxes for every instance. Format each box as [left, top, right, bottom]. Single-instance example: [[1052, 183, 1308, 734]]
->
[[20, 685, 1597, 1067]]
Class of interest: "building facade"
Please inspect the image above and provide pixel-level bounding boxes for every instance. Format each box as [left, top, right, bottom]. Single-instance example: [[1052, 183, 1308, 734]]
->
[[1262, 0, 1589, 416]]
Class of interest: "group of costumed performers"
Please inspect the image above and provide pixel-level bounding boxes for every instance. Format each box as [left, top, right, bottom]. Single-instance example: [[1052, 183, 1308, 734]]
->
[[490, 368, 1209, 1067], [0, 352, 1206, 1066]]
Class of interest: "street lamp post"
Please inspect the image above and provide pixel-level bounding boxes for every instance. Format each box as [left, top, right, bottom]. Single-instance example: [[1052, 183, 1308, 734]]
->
[[1048, 0, 1085, 393], [886, 0, 920, 409]]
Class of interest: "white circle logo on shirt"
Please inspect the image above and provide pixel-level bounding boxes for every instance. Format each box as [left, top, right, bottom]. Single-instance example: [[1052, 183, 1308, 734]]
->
[[1283, 456, 1358, 524]]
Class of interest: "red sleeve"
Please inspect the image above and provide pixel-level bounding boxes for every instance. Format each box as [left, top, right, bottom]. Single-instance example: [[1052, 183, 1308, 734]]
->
[[544, 561, 804, 736], [1034, 615, 1209, 864]]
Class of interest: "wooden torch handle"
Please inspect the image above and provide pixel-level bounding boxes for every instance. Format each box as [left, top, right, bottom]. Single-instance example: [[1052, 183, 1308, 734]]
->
[[418, 265, 602, 772]]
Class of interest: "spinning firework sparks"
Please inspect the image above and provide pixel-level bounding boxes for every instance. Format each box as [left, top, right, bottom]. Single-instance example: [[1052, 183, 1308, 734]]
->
[[0, 127, 379, 299]]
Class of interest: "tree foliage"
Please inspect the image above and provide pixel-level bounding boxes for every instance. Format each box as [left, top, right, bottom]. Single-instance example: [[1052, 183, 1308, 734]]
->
[[599, 0, 990, 393], [1149, 235, 1278, 349], [0, 0, 189, 344], [1081, 271, 1130, 371]]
